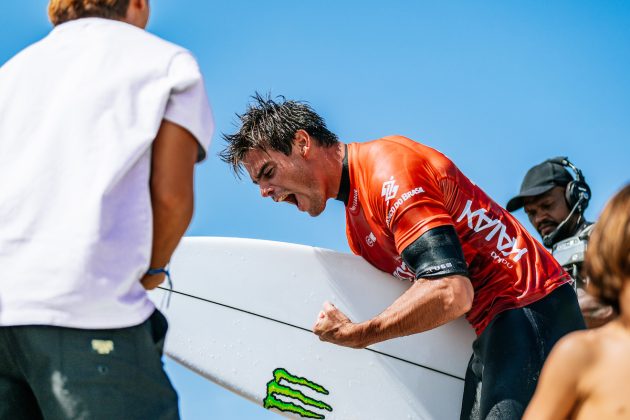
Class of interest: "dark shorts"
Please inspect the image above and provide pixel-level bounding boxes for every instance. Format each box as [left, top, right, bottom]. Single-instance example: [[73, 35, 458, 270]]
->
[[460, 283, 586, 420], [0, 310, 179, 420]]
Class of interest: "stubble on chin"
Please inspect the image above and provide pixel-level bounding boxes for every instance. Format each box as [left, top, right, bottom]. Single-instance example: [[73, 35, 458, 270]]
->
[[306, 197, 326, 217]]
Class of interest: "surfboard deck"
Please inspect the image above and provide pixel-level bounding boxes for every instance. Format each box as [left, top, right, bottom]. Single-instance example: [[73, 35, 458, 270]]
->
[[149, 237, 476, 419]]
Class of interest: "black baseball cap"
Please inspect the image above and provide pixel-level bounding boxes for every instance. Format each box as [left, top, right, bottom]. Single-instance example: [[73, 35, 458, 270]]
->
[[506, 160, 574, 212]]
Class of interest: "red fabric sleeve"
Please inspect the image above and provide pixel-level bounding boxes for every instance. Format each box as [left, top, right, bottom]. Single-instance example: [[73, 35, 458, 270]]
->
[[363, 143, 454, 254]]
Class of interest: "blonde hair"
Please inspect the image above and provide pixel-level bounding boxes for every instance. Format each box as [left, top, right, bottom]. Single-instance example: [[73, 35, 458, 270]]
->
[[48, 0, 130, 26], [584, 183, 630, 313]]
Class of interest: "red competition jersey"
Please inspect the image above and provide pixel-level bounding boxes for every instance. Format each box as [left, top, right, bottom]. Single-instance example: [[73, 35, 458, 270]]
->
[[344, 136, 570, 335]]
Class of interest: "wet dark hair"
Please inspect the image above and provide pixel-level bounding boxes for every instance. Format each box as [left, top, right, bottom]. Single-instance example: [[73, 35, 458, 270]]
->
[[220, 93, 338, 177]]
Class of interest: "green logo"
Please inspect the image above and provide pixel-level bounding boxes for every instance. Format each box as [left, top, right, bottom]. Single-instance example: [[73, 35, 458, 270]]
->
[[263, 368, 333, 419]]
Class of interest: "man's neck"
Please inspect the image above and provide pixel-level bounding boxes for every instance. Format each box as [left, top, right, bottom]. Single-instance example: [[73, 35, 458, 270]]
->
[[335, 144, 349, 205], [322, 142, 346, 202]]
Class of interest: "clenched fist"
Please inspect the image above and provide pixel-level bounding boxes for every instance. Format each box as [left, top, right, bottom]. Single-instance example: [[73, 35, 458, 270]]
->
[[312, 301, 367, 349]]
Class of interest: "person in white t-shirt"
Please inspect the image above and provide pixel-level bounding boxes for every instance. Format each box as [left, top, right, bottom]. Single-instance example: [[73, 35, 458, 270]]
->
[[0, 1, 213, 418]]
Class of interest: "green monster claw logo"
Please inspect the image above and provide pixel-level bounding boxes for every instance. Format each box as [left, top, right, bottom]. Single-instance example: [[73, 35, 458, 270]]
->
[[263, 368, 333, 419]]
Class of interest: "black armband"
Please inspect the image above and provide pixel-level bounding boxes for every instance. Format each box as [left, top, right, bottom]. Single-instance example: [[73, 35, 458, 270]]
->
[[401, 225, 469, 279]]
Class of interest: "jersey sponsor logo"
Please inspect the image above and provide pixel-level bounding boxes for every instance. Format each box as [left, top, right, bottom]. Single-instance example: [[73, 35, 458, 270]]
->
[[491, 251, 514, 269], [456, 200, 528, 262], [422, 262, 454, 276], [381, 176, 399, 201], [348, 189, 359, 213], [263, 368, 332, 419], [392, 260, 415, 281], [365, 232, 377, 247], [385, 186, 426, 225]]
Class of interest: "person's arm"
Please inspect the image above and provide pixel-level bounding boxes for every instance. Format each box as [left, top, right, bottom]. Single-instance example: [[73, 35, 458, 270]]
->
[[314, 274, 473, 348], [313, 226, 474, 348], [141, 119, 199, 290], [523, 332, 591, 420]]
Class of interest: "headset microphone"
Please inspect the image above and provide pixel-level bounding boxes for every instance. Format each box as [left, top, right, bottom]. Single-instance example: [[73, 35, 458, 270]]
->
[[542, 194, 585, 248], [541, 157, 591, 248]]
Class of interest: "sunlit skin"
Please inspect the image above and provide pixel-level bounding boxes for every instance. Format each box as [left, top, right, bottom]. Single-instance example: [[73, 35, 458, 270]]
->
[[523, 284, 630, 420], [312, 276, 473, 349], [523, 186, 577, 239], [241, 130, 344, 217], [123, 0, 150, 29]]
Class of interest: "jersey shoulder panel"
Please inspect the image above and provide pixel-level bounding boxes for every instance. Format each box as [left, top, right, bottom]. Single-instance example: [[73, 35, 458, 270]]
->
[[349, 137, 456, 252]]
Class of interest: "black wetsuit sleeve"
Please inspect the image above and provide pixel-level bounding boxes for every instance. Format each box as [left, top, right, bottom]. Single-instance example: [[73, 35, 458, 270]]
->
[[401, 225, 469, 279]]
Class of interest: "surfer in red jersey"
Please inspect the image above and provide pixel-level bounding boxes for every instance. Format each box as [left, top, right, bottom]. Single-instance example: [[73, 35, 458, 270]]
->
[[524, 184, 629, 420], [221, 94, 585, 419]]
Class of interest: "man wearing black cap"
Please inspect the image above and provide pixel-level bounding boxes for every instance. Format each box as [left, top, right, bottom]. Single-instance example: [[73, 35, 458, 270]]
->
[[507, 158, 614, 328]]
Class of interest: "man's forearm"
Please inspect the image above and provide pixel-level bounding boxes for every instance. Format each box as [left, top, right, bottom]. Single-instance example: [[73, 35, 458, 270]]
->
[[141, 190, 194, 290], [149, 193, 194, 269], [356, 275, 473, 347], [141, 119, 199, 289]]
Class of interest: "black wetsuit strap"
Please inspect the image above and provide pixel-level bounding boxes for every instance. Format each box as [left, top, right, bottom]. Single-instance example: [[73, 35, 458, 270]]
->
[[335, 144, 350, 205]]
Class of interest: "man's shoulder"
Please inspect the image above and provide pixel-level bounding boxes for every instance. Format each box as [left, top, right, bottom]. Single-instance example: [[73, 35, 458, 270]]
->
[[55, 18, 190, 61], [350, 136, 457, 192], [355, 135, 426, 152], [349, 138, 451, 217], [551, 329, 599, 367], [105, 20, 189, 58], [129, 26, 188, 56], [350, 137, 416, 184], [352, 136, 450, 169], [0, 33, 50, 76]]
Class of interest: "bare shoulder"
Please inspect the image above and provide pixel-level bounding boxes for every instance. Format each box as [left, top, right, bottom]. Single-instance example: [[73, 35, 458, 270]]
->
[[523, 329, 599, 419], [547, 329, 600, 370], [526, 325, 630, 420], [593, 321, 630, 353]]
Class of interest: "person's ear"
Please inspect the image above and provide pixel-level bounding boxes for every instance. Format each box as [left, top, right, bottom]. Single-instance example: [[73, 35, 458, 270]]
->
[[129, 0, 149, 12], [293, 129, 311, 158], [125, 0, 150, 28]]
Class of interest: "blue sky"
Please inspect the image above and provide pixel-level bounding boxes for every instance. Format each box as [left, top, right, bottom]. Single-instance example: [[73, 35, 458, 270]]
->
[[2, 1, 629, 418]]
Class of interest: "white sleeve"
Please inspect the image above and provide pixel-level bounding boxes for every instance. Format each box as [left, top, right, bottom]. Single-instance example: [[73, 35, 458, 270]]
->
[[163, 51, 214, 162]]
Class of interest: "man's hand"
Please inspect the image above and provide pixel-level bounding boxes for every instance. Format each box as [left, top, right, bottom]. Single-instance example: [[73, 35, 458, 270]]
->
[[313, 275, 473, 350], [312, 301, 366, 349], [140, 272, 166, 290]]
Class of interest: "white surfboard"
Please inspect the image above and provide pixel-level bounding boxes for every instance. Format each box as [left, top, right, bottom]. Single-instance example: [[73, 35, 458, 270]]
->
[[149, 237, 476, 420]]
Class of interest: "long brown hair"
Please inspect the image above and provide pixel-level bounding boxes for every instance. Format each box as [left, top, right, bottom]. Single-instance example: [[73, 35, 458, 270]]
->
[[48, 0, 130, 26], [584, 183, 630, 313]]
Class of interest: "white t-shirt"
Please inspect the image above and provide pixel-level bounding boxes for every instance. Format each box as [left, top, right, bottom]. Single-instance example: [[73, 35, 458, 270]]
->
[[0, 18, 214, 329]]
